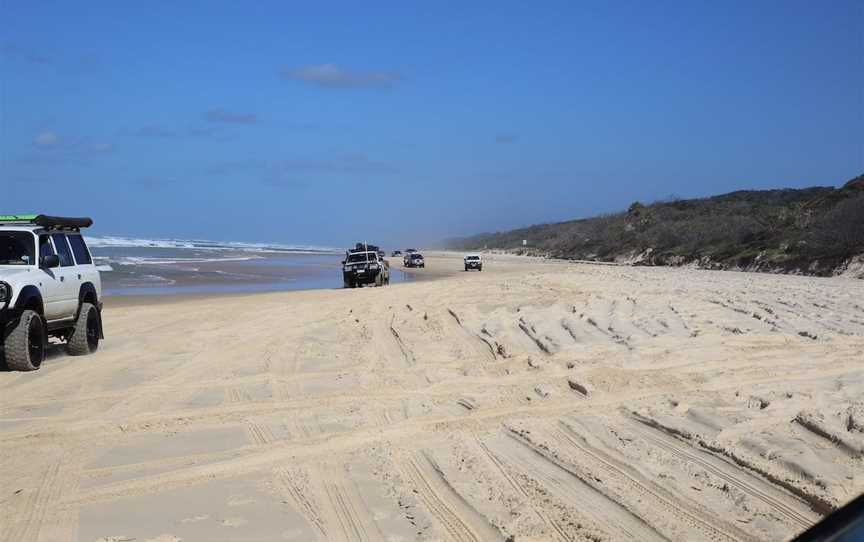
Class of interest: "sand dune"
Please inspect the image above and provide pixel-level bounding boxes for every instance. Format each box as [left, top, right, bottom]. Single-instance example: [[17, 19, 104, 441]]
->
[[1, 252, 862, 541]]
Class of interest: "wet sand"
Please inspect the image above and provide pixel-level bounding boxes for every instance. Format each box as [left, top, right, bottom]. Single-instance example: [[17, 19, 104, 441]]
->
[[1, 253, 863, 541]]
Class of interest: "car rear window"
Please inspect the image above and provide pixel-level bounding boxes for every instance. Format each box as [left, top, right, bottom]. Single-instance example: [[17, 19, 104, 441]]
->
[[67, 234, 93, 265], [347, 252, 375, 263]]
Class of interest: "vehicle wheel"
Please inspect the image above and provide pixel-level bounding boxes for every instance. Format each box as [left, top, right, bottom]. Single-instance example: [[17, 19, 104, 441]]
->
[[375, 273, 383, 287], [465, 266, 468, 271], [4, 310, 46, 371], [344, 280, 352, 288], [68, 302, 100, 356], [479, 267, 483, 271]]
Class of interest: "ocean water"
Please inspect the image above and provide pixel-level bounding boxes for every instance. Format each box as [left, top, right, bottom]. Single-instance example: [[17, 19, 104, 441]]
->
[[89, 236, 412, 296]]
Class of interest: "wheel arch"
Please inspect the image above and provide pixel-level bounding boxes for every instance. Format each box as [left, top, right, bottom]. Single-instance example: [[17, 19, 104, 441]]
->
[[78, 282, 99, 309], [77, 282, 104, 339], [13, 285, 44, 315]]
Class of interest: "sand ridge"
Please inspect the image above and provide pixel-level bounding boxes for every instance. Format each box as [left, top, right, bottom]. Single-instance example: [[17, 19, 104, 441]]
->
[[1, 252, 862, 541]]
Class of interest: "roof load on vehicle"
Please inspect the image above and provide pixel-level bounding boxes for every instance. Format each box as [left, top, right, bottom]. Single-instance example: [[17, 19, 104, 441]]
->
[[0, 214, 94, 229], [350, 242, 380, 253]]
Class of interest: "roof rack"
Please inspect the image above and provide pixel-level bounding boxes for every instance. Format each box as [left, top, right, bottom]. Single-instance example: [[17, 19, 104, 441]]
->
[[0, 214, 93, 230]]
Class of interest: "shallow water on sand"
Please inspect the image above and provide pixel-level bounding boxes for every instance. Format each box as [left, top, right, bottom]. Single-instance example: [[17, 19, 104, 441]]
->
[[94, 247, 412, 296]]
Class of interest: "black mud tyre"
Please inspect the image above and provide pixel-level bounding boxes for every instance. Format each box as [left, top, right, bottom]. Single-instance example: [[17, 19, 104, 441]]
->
[[67, 303, 100, 356], [375, 273, 383, 287], [465, 265, 468, 271], [4, 310, 46, 371], [343, 280, 352, 289]]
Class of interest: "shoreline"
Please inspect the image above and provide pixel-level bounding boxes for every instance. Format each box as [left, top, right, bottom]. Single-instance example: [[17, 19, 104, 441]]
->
[[101, 252, 467, 307]]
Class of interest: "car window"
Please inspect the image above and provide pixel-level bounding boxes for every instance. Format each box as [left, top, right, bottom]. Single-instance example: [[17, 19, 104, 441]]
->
[[67, 234, 93, 265], [51, 233, 74, 267], [347, 253, 374, 263], [39, 235, 55, 259], [0, 232, 35, 265]]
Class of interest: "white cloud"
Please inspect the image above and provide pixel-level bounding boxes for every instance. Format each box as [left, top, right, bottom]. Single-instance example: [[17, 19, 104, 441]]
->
[[90, 142, 113, 153], [282, 64, 400, 88], [33, 131, 59, 148]]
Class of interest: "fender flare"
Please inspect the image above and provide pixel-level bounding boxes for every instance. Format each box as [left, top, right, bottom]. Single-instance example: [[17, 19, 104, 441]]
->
[[78, 282, 99, 313], [4, 286, 44, 340], [13, 285, 44, 315], [77, 282, 104, 339]]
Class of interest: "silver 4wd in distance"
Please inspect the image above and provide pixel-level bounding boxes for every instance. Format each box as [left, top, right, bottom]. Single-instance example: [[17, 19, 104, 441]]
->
[[343, 251, 390, 288], [464, 254, 482, 271], [404, 253, 425, 268], [0, 214, 104, 371]]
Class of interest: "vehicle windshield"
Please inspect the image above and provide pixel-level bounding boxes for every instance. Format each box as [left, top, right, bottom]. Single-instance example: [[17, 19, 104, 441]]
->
[[466, 256, 479, 261], [411, 254, 423, 259], [0, 232, 35, 265], [347, 252, 376, 263]]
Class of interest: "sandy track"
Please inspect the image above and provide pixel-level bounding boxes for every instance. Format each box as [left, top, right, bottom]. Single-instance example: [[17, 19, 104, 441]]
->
[[1, 253, 862, 541]]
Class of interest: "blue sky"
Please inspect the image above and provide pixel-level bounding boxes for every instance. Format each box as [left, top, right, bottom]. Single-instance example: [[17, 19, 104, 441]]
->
[[2, 1, 862, 247]]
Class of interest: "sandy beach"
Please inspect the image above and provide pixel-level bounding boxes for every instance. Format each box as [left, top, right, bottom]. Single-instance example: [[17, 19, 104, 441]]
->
[[1, 252, 862, 542]]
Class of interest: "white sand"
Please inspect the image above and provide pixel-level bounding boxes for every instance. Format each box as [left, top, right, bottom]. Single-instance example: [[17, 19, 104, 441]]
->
[[1, 252, 862, 541]]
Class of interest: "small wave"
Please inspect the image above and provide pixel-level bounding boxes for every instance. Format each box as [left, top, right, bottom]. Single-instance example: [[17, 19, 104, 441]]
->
[[87, 235, 339, 254], [103, 255, 264, 266]]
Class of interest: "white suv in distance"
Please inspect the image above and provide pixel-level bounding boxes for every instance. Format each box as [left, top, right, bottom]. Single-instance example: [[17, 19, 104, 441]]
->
[[0, 214, 103, 371], [464, 254, 482, 271]]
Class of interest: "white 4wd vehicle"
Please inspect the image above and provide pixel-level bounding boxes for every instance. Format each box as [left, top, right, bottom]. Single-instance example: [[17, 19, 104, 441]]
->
[[0, 214, 104, 371], [464, 254, 482, 271]]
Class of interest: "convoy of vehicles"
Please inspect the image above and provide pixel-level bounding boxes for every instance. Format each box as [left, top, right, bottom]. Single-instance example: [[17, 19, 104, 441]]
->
[[342, 243, 390, 288], [464, 254, 482, 271], [0, 214, 103, 371]]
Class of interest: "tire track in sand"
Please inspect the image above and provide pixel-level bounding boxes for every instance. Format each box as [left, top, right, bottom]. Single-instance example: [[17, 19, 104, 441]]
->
[[472, 433, 570, 541], [397, 451, 502, 542], [493, 428, 669, 542], [622, 418, 818, 530], [548, 421, 756, 542], [2, 458, 75, 542]]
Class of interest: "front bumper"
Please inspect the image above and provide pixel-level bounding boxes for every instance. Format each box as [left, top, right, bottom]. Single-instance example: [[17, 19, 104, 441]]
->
[[465, 262, 481, 268]]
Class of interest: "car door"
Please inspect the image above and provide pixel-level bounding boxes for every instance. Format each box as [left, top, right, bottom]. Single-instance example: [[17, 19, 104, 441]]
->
[[49, 233, 81, 319], [37, 234, 65, 320]]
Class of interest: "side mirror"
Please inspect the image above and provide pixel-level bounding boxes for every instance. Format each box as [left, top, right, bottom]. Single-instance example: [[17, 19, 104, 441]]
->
[[341, 260, 346, 265], [40, 254, 60, 268]]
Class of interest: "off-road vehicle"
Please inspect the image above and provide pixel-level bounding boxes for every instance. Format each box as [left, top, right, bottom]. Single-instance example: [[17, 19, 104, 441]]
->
[[342, 243, 390, 288], [464, 254, 482, 271], [404, 252, 425, 268], [0, 214, 104, 371]]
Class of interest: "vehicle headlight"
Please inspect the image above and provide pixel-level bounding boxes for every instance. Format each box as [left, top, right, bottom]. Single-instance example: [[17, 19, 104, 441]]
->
[[369, 264, 379, 269], [0, 282, 10, 305]]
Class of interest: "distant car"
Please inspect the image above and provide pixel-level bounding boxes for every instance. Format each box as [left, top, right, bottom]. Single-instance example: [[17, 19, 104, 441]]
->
[[391, 250, 401, 256], [404, 252, 425, 268], [464, 254, 482, 271]]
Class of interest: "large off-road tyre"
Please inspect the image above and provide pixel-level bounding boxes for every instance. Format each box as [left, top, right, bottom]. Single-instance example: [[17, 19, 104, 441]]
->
[[343, 280, 352, 289], [4, 310, 46, 371], [67, 303, 100, 356], [465, 265, 468, 271], [375, 273, 383, 287]]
